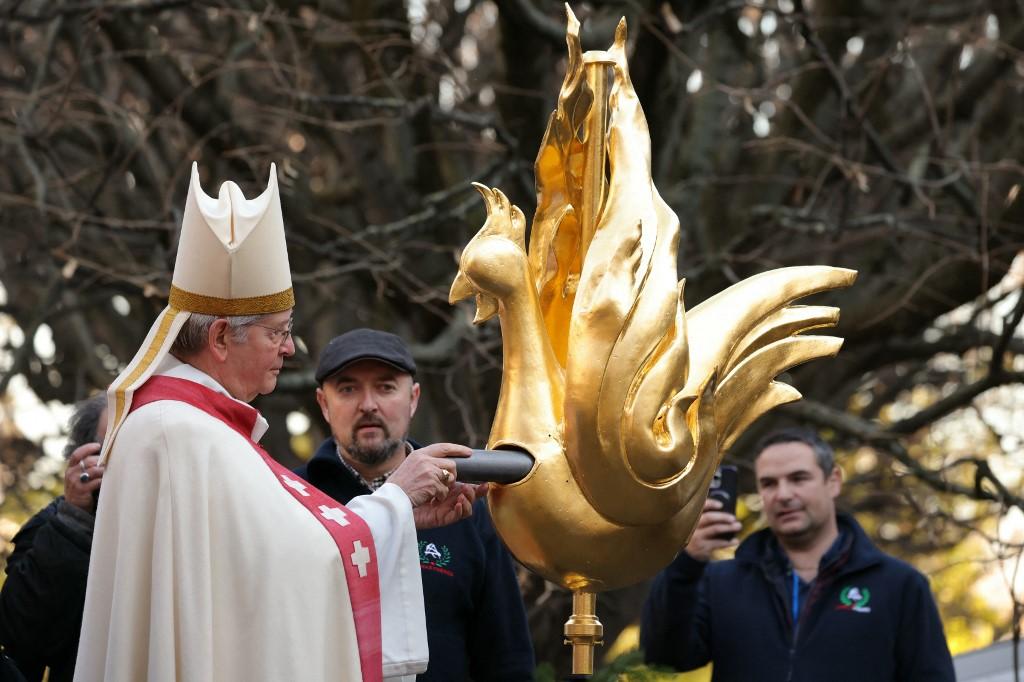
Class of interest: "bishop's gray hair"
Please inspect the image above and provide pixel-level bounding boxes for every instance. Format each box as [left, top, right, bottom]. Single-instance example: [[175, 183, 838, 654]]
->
[[170, 313, 264, 358]]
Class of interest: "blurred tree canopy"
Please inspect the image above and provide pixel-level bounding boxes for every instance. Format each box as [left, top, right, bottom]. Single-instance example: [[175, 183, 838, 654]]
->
[[1, 0, 1023, 675]]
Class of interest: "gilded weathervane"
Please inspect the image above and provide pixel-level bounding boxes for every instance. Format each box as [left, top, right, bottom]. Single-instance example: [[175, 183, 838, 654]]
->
[[449, 6, 857, 674]]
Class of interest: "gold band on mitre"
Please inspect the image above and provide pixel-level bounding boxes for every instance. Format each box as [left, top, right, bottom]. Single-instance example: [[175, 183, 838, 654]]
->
[[168, 284, 295, 316]]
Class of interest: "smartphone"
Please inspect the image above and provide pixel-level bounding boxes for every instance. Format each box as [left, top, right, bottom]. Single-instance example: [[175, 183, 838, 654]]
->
[[707, 465, 738, 539]]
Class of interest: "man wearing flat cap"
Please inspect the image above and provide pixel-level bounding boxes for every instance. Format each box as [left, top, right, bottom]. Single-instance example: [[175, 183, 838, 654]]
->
[[75, 166, 483, 682], [296, 328, 535, 681]]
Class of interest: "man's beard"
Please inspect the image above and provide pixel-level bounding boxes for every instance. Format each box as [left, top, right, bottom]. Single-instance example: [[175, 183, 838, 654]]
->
[[345, 416, 404, 467]]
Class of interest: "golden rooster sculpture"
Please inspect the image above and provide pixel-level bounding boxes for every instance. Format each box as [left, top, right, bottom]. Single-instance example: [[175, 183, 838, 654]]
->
[[450, 6, 856, 673]]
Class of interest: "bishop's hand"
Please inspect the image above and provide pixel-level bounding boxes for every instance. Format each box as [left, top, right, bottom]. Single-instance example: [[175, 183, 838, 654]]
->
[[413, 481, 489, 529], [388, 442, 476, 513]]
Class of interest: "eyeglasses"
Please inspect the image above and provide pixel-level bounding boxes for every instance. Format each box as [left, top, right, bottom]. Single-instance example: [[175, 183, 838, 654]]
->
[[249, 320, 294, 346]]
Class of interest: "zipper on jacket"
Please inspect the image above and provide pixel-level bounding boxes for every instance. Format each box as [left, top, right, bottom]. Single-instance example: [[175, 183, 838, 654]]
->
[[786, 570, 801, 682], [786, 623, 799, 681], [784, 558, 847, 682]]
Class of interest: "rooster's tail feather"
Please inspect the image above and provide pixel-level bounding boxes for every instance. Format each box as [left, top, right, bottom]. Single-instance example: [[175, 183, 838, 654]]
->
[[716, 335, 843, 451]]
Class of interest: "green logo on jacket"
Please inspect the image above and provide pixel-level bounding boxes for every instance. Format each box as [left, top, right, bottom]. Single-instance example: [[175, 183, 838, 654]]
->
[[418, 541, 452, 568], [837, 585, 872, 613]]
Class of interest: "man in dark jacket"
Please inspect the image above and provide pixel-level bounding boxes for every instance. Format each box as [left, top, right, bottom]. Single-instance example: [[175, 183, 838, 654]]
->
[[641, 427, 955, 682], [295, 328, 534, 681], [0, 395, 107, 682]]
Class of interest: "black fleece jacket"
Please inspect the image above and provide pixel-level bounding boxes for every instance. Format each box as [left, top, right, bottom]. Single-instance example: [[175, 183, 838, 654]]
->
[[640, 514, 955, 682], [0, 498, 94, 682], [295, 438, 534, 681]]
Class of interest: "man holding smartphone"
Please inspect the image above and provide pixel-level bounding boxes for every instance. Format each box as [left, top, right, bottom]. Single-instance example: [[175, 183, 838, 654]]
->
[[640, 427, 955, 682]]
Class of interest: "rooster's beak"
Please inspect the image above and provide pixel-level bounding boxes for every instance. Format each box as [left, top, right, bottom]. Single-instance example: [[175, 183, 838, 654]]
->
[[449, 271, 475, 303]]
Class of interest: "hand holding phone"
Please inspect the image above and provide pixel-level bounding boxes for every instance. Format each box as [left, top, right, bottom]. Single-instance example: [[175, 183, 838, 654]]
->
[[707, 465, 738, 540], [684, 466, 742, 561]]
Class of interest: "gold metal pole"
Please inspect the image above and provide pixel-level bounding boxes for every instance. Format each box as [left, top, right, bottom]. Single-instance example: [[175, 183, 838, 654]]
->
[[563, 590, 603, 676], [566, 48, 611, 682], [578, 59, 612, 264]]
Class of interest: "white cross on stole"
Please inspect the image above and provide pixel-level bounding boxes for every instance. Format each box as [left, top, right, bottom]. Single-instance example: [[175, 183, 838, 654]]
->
[[280, 473, 310, 496], [351, 540, 371, 578], [319, 504, 350, 526]]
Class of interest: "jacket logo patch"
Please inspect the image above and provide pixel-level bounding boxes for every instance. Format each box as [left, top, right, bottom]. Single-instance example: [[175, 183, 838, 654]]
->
[[836, 585, 872, 613], [419, 541, 454, 576]]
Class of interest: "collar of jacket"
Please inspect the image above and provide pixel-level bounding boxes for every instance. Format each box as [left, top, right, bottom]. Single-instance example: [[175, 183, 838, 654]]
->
[[734, 513, 885, 579]]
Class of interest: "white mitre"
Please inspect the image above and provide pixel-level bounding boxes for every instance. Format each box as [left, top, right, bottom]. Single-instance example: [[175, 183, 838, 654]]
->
[[101, 162, 292, 464]]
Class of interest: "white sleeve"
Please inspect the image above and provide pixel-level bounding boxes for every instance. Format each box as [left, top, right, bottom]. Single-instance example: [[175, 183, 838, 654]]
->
[[346, 483, 428, 679]]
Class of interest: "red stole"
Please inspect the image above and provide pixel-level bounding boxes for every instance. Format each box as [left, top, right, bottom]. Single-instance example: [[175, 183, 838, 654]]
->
[[131, 376, 383, 682]]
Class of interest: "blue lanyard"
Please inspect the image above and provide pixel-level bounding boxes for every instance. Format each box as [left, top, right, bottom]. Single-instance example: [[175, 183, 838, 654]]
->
[[791, 571, 800, 625]]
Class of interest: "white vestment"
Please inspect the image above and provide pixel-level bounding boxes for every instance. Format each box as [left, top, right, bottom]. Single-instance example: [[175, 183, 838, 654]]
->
[[74, 358, 427, 681]]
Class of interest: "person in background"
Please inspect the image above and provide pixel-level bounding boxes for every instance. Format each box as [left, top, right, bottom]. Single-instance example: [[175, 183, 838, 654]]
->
[[0, 395, 107, 682], [296, 328, 535, 681], [641, 427, 955, 682]]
